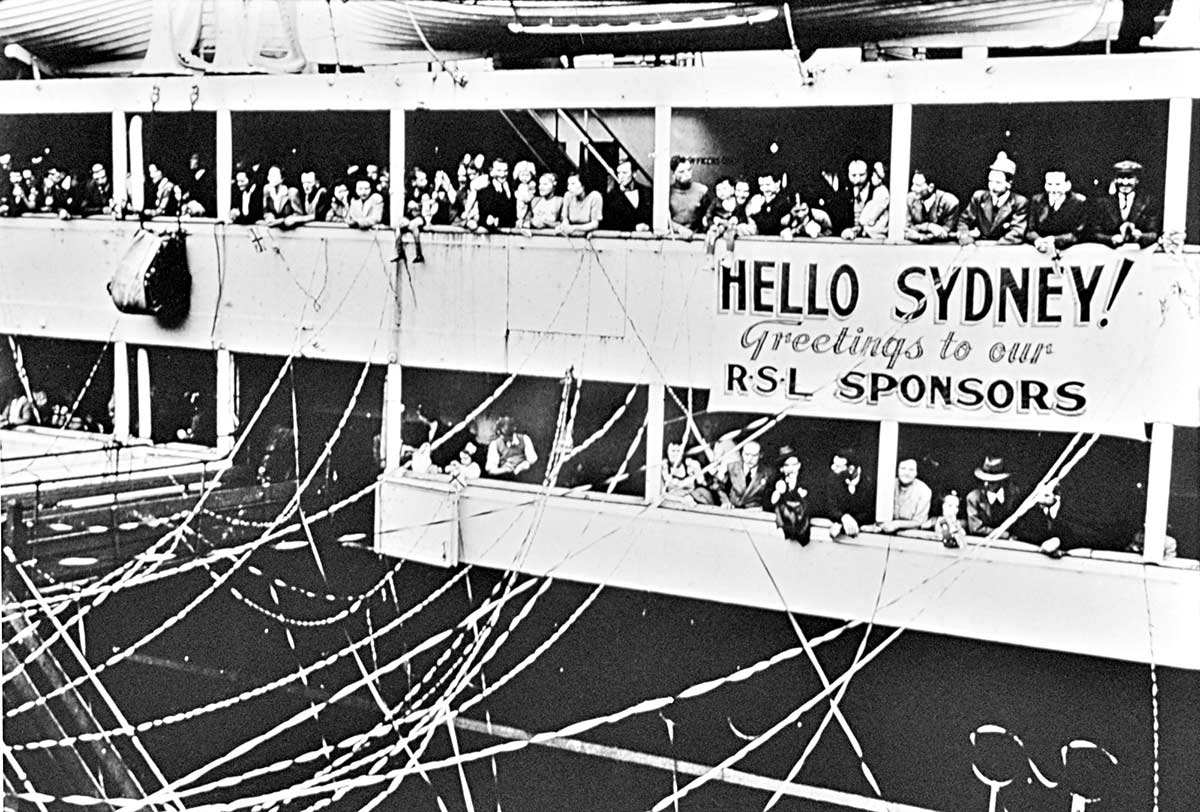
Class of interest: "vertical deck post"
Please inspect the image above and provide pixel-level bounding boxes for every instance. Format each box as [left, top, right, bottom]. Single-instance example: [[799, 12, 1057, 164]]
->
[[128, 115, 145, 212], [875, 419, 899, 523], [113, 341, 131, 442], [215, 347, 236, 453], [1163, 97, 1192, 236], [645, 383, 665, 501], [389, 108, 405, 230], [1143, 422, 1173, 563], [136, 348, 152, 441], [887, 103, 913, 243], [383, 363, 404, 471], [111, 110, 127, 211], [652, 105, 671, 233], [216, 108, 232, 219]]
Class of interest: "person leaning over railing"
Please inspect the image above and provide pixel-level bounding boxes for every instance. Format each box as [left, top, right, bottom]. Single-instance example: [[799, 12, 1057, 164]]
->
[[80, 163, 116, 217], [325, 180, 351, 224], [527, 172, 563, 230], [345, 177, 383, 229], [841, 160, 889, 240], [668, 156, 709, 239], [229, 167, 263, 224], [1091, 160, 1160, 248], [556, 172, 603, 236], [958, 152, 1029, 245], [781, 194, 834, 239], [905, 169, 959, 243], [1025, 167, 1090, 255], [771, 453, 812, 546], [601, 160, 652, 233]]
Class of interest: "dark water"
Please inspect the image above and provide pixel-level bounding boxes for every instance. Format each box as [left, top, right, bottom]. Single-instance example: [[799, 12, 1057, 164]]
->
[[44, 538, 1197, 812]]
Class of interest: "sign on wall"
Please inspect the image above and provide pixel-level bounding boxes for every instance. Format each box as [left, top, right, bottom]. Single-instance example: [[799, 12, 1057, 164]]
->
[[707, 242, 1200, 437]]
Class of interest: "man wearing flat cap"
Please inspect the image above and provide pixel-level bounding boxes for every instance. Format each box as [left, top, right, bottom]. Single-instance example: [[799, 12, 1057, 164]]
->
[[1092, 160, 1160, 248], [958, 152, 1029, 245], [965, 455, 1023, 537]]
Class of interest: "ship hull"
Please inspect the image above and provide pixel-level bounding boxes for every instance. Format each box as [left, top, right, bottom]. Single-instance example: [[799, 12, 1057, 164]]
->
[[52, 544, 1199, 812]]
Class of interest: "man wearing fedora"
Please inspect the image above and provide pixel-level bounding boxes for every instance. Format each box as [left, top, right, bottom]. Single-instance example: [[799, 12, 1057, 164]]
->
[[958, 152, 1029, 245], [966, 455, 1023, 537], [1092, 160, 1160, 249]]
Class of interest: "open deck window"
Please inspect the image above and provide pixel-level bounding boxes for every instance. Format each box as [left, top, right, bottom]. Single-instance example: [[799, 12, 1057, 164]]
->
[[0, 335, 113, 433], [126, 112, 216, 218], [899, 423, 1151, 556], [911, 101, 1169, 224]]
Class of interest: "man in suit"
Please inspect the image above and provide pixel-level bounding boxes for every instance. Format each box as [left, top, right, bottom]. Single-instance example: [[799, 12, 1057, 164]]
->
[[719, 441, 775, 511], [180, 153, 216, 217], [965, 455, 1024, 537], [601, 160, 652, 232], [958, 152, 1028, 244], [821, 447, 874, 537], [282, 170, 329, 227], [1013, 481, 1074, 558], [262, 165, 298, 224], [905, 169, 959, 243], [1092, 160, 1160, 248], [475, 157, 517, 232], [746, 170, 791, 237], [1026, 168, 1090, 254], [229, 168, 263, 224]]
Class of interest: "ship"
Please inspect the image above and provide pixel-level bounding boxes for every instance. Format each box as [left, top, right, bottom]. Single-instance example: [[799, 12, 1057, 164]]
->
[[2, 1, 1199, 811]]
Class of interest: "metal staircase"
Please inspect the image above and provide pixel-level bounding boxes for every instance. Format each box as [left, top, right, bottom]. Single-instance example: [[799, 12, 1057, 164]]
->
[[499, 108, 653, 192]]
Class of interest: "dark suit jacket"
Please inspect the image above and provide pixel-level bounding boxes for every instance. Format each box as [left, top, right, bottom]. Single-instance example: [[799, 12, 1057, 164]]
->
[[751, 193, 790, 236], [144, 177, 179, 218], [809, 172, 854, 234], [959, 190, 1029, 243], [295, 186, 330, 220], [476, 181, 517, 229], [722, 460, 776, 511], [906, 190, 960, 240], [822, 472, 874, 525], [965, 484, 1025, 535], [1092, 193, 1160, 248], [1013, 503, 1074, 548], [230, 183, 263, 224], [181, 168, 217, 216], [1027, 192, 1090, 249], [602, 183, 652, 231]]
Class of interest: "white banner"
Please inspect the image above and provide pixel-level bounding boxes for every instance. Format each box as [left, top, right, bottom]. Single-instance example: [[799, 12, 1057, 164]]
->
[[707, 242, 1200, 437]]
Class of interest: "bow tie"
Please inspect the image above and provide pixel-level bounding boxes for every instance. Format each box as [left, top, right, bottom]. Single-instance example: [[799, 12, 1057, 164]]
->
[[987, 489, 1005, 505]]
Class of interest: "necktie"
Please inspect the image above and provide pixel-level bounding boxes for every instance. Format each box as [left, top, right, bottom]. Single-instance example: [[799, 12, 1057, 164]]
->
[[1120, 194, 1132, 220]]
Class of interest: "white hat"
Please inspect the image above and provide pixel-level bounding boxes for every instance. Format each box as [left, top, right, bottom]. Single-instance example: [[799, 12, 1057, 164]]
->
[[988, 152, 1016, 176]]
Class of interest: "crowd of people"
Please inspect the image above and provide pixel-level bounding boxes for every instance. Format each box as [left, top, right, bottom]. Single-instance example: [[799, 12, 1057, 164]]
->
[[1, 148, 1172, 255], [661, 440, 1174, 559]]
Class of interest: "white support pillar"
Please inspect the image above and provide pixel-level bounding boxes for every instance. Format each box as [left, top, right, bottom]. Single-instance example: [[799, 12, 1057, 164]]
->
[[875, 419, 899, 523], [128, 115, 145, 212], [112, 341, 131, 442], [383, 363, 404, 471], [652, 105, 672, 233], [111, 110, 128, 211], [887, 103, 913, 243], [216, 108, 233, 220], [389, 109, 406, 230], [1143, 422, 1174, 564], [136, 347, 152, 441], [644, 383, 666, 501], [1163, 97, 1193, 236], [215, 347, 236, 453]]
